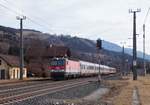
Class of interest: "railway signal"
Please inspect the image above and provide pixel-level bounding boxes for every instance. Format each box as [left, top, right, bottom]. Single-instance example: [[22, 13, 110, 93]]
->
[[96, 39, 102, 49], [96, 39, 102, 83]]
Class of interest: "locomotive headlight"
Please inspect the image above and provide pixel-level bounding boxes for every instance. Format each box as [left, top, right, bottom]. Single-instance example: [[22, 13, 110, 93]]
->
[[61, 69, 65, 72]]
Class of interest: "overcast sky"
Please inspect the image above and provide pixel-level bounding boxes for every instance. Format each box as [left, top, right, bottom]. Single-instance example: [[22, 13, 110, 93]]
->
[[0, 0, 150, 54]]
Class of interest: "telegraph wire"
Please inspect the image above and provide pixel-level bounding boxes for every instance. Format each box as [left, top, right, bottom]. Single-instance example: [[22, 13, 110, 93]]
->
[[0, 0, 130, 37], [3, 0, 53, 28], [0, 2, 21, 16], [144, 8, 150, 24], [2, 0, 70, 33], [0, 0, 55, 33], [0, 0, 131, 37]]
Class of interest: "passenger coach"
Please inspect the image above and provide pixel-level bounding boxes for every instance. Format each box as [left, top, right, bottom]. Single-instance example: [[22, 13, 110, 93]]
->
[[49, 57, 116, 80]]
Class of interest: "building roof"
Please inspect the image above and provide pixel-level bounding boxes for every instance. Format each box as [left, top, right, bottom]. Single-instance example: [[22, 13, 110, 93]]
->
[[26, 45, 71, 58], [0, 54, 20, 67], [44, 45, 71, 57]]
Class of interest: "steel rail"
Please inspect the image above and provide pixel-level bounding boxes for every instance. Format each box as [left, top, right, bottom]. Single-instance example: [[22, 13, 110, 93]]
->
[[0, 78, 96, 99], [0, 77, 95, 93], [0, 80, 91, 105]]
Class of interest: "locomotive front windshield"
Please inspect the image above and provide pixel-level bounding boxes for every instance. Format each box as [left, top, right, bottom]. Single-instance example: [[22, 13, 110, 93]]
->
[[50, 59, 65, 66]]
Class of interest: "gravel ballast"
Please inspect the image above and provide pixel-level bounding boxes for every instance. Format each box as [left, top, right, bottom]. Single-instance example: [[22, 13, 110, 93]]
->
[[11, 81, 108, 105]]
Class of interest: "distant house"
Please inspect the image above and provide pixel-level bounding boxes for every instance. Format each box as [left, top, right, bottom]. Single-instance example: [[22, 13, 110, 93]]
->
[[0, 54, 27, 79]]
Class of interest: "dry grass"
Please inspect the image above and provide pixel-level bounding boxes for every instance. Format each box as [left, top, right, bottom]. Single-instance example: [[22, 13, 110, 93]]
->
[[137, 76, 150, 105], [101, 75, 150, 105], [101, 79, 132, 105]]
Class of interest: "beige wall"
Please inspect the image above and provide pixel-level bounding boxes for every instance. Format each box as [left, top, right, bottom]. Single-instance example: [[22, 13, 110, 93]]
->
[[23, 68, 27, 78], [0, 58, 9, 79], [0, 58, 9, 70], [9, 67, 27, 79], [0, 58, 27, 79]]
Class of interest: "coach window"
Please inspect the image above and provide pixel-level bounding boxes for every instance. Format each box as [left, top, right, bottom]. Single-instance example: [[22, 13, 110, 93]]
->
[[82, 65, 84, 69], [80, 64, 83, 69]]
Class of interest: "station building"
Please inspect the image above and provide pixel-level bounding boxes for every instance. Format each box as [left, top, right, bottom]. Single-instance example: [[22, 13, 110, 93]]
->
[[0, 54, 27, 79]]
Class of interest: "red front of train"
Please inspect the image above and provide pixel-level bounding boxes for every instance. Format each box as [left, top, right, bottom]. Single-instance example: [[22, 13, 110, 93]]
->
[[49, 58, 80, 80]]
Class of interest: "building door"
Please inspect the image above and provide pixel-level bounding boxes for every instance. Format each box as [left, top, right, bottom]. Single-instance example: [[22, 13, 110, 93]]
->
[[17, 70, 19, 79], [0, 70, 5, 79], [13, 70, 15, 79]]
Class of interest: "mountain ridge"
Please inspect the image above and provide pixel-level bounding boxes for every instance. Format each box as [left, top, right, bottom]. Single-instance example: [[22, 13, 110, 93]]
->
[[0, 25, 147, 71], [102, 40, 150, 60], [0, 25, 149, 61]]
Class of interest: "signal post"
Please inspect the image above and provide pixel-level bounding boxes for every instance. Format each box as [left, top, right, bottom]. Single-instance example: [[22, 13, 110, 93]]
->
[[96, 39, 102, 83]]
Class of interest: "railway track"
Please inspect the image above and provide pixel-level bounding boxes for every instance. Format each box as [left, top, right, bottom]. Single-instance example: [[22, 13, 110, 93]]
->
[[0, 79, 53, 90], [102, 73, 121, 80], [0, 78, 93, 98], [0, 74, 120, 105], [0, 77, 96, 105], [0, 77, 95, 92]]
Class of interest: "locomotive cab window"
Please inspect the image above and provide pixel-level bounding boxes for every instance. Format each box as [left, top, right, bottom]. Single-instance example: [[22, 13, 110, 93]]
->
[[50, 60, 57, 66], [50, 59, 65, 66]]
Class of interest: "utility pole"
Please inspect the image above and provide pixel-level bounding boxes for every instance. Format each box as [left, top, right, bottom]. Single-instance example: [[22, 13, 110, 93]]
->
[[143, 24, 146, 75], [143, 8, 150, 76], [122, 45, 125, 75], [129, 9, 141, 80], [16, 16, 26, 80]]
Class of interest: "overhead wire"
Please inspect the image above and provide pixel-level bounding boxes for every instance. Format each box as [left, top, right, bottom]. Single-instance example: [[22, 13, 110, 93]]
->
[[143, 8, 150, 24], [0, 0, 135, 40], [3, 0, 53, 28], [2, 0, 73, 34], [0, 1, 21, 16], [0, 0, 55, 33], [1, 0, 130, 38]]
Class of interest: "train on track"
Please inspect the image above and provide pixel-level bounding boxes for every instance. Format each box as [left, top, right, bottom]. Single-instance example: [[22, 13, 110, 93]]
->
[[49, 58, 116, 80]]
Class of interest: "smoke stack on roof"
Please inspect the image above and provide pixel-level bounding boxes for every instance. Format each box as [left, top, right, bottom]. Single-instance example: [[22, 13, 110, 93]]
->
[[50, 44, 53, 48]]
